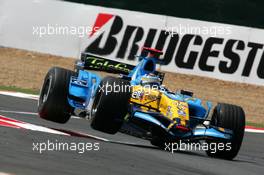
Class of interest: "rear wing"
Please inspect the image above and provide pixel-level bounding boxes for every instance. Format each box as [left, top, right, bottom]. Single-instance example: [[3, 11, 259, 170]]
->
[[77, 52, 135, 75], [76, 52, 165, 82]]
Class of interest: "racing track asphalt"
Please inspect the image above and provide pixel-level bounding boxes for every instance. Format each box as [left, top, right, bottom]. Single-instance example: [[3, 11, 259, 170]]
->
[[0, 94, 263, 175]]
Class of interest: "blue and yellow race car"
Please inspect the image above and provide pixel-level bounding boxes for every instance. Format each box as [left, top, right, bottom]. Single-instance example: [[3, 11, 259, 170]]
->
[[38, 47, 245, 160]]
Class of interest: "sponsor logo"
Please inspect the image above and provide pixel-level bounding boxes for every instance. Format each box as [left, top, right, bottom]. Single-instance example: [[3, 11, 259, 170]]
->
[[131, 90, 144, 100], [85, 13, 264, 80], [85, 56, 132, 73], [145, 94, 158, 101], [166, 106, 173, 118]]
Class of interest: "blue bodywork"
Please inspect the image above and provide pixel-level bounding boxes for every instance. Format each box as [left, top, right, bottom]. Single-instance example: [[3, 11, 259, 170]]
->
[[67, 54, 233, 142], [68, 70, 101, 110]]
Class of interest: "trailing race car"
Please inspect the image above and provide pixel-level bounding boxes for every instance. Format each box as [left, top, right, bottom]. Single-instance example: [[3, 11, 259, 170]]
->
[[38, 47, 245, 160]]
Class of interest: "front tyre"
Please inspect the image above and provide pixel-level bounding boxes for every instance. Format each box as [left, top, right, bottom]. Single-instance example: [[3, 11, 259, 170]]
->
[[90, 76, 131, 134], [38, 67, 76, 123], [206, 103, 245, 160]]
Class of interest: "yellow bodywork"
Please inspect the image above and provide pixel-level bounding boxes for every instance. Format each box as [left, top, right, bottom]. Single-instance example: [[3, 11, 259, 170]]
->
[[130, 85, 190, 128]]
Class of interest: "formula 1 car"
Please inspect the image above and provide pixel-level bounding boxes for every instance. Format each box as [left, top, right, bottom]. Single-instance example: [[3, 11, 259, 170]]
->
[[38, 47, 245, 160]]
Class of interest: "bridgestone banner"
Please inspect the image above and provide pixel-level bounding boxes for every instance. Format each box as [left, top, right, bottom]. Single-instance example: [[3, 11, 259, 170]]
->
[[1, 0, 264, 85]]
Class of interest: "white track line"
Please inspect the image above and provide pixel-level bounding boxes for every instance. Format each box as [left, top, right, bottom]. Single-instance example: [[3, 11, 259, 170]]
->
[[0, 110, 38, 115], [0, 115, 109, 142], [0, 91, 38, 100], [1, 91, 263, 133], [0, 172, 14, 175], [0, 110, 81, 119], [1, 109, 264, 133], [245, 128, 264, 133], [0, 116, 69, 135]]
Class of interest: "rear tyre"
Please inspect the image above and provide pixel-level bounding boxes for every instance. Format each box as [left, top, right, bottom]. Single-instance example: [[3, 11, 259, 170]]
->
[[38, 67, 76, 123], [206, 103, 245, 160], [90, 76, 131, 134]]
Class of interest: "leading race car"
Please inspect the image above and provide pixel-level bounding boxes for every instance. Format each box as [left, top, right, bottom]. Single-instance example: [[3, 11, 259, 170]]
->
[[38, 47, 245, 160]]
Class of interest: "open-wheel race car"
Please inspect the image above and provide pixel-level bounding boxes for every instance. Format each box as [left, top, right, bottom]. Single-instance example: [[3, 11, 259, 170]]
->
[[38, 47, 245, 160]]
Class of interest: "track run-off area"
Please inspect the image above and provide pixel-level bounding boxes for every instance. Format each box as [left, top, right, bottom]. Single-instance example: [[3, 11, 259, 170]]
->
[[0, 91, 263, 175]]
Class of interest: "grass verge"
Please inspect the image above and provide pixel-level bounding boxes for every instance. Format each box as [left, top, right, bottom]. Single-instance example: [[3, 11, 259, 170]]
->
[[0, 85, 39, 95], [246, 121, 264, 128]]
